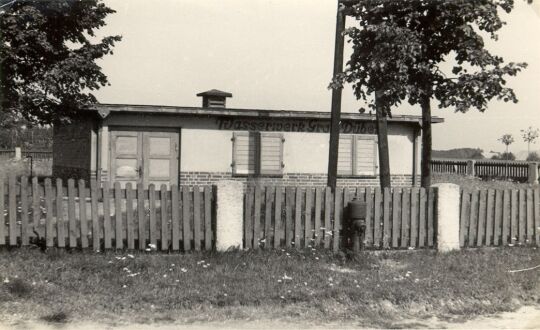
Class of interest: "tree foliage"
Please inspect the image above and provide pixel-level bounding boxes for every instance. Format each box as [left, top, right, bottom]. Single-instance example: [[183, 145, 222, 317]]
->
[[498, 133, 514, 152], [526, 151, 540, 162], [0, 0, 121, 126], [491, 152, 516, 160], [520, 126, 539, 154], [335, 0, 527, 115]]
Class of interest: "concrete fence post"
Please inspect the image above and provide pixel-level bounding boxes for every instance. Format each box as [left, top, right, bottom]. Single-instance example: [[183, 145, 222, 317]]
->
[[215, 180, 244, 251], [433, 183, 461, 252], [466, 160, 475, 176], [14, 147, 21, 160], [528, 162, 539, 185]]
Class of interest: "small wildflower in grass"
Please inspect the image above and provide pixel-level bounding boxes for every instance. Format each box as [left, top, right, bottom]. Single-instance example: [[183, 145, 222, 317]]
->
[[180, 268, 187, 273], [3, 278, 9, 283], [122, 285, 127, 288], [127, 254, 135, 259]]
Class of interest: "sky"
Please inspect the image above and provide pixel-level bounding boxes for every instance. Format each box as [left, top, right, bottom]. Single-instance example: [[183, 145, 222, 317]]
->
[[93, 0, 540, 157]]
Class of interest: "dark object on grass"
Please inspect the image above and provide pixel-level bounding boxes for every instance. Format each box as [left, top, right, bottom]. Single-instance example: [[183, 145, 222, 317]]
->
[[30, 229, 47, 251], [41, 312, 68, 323], [6, 278, 32, 298], [346, 197, 367, 252]]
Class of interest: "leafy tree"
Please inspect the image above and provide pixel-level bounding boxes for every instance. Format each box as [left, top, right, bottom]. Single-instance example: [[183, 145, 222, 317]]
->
[[498, 133, 514, 153], [520, 126, 539, 156], [336, 0, 528, 188], [0, 0, 121, 126], [491, 152, 515, 161], [526, 151, 540, 162]]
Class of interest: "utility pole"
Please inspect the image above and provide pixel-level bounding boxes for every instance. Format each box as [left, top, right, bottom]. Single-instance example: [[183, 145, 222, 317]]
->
[[327, 1, 347, 192]]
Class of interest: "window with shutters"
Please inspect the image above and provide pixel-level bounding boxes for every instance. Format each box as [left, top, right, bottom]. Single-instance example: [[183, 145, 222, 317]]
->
[[232, 132, 284, 176], [337, 134, 378, 176]]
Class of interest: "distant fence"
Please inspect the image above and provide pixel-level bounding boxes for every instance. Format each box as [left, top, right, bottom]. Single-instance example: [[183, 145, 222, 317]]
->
[[22, 150, 53, 160], [0, 150, 15, 159], [0, 148, 52, 160], [431, 158, 539, 183], [0, 176, 215, 251], [243, 186, 438, 251], [460, 188, 540, 247]]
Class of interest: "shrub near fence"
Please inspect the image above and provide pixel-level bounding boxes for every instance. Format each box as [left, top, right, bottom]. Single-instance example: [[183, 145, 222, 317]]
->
[[460, 188, 540, 247], [0, 176, 215, 251], [243, 186, 438, 251]]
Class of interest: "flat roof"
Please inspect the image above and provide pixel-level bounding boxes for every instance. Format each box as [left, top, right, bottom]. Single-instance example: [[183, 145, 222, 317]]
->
[[91, 103, 444, 124]]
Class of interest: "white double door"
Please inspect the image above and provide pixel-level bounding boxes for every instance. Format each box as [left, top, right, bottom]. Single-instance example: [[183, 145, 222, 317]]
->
[[110, 129, 179, 187]]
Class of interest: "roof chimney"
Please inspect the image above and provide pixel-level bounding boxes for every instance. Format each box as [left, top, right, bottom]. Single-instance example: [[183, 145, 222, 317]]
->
[[196, 89, 233, 108]]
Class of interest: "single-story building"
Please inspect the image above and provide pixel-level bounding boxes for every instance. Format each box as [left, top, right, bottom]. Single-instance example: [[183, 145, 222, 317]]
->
[[52, 89, 443, 187]]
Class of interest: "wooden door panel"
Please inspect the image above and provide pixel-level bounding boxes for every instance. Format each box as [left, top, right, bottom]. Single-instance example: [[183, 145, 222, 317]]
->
[[110, 131, 142, 187], [143, 132, 179, 187]]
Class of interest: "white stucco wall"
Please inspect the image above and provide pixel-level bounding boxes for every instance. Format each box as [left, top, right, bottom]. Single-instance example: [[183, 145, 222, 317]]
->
[[103, 113, 418, 176]]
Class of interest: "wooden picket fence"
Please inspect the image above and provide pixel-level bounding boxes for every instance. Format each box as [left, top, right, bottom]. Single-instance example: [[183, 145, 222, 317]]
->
[[460, 188, 540, 247], [0, 176, 215, 251], [243, 186, 438, 251], [431, 158, 538, 183]]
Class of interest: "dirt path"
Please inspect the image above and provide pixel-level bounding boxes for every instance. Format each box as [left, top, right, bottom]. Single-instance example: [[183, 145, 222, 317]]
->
[[2, 306, 539, 329]]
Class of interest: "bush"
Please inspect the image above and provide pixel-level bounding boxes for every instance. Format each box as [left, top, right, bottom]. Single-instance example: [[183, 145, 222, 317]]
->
[[526, 152, 540, 162], [491, 152, 515, 160]]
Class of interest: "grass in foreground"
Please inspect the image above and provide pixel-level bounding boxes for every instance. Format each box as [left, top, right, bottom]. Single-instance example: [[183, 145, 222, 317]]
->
[[0, 247, 539, 327]]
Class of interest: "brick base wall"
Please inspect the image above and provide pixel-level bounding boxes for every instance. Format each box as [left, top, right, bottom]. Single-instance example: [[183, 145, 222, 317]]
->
[[180, 172, 416, 187], [53, 166, 90, 182]]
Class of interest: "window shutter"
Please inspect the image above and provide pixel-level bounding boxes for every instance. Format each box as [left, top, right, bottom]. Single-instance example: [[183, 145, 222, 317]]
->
[[354, 135, 378, 176], [232, 132, 256, 175], [260, 132, 284, 175], [338, 135, 353, 176]]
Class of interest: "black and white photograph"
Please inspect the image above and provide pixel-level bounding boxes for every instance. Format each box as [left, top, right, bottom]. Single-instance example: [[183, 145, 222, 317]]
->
[[0, 0, 539, 329]]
